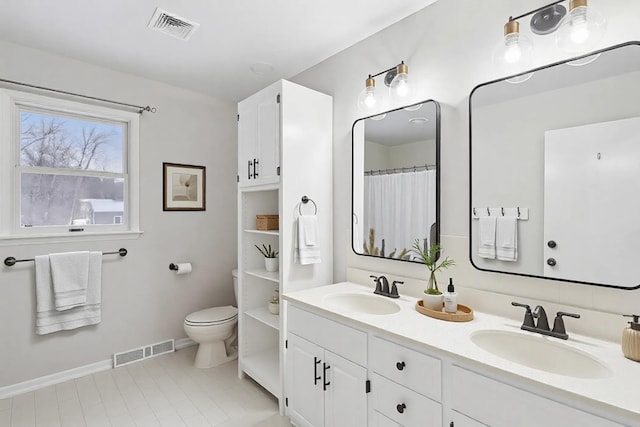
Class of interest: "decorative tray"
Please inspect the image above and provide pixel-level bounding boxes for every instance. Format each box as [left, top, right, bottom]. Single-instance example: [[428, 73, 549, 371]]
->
[[415, 300, 474, 322]]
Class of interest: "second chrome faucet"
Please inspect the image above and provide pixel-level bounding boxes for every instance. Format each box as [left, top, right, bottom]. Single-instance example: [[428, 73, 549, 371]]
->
[[511, 302, 580, 340]]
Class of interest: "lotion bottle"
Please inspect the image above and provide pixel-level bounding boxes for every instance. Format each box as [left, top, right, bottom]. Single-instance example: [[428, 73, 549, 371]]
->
[[444, 278, 458, 314], [622, 314, 640, 362]]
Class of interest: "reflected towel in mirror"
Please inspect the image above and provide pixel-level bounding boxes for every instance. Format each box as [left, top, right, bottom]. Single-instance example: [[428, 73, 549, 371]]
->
[[497, 216, 518, 262], [478, 217, 497, 259]]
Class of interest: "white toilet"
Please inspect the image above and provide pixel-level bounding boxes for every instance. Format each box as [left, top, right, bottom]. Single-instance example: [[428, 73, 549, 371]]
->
[[183, 269, 239, 368]]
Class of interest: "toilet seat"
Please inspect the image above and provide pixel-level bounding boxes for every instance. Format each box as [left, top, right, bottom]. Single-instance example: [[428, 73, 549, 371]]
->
[[185, 305, 238, 326]]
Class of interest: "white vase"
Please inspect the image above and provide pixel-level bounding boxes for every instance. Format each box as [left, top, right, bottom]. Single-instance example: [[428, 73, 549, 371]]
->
[[422, 293, 444, 311], [265, 257, 278, 272]]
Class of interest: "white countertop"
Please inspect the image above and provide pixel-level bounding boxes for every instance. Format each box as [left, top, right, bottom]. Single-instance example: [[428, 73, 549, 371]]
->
[[283, 282, 640, 422]]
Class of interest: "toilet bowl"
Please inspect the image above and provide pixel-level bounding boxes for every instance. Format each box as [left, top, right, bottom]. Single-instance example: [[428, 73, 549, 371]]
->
[[183, 269, 238, 368]]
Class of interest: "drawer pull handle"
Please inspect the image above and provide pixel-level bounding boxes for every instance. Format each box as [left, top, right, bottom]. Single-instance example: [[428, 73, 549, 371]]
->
[[313, 357, 321, 385], [396, 361, 406, 371], [396, 403, 406, 414]]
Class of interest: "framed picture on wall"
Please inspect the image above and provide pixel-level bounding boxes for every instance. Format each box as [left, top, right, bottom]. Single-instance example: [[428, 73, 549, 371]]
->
[[163, 163, 206, 211]]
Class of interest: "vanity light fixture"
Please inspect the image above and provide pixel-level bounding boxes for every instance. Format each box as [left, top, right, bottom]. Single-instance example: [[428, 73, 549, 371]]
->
[[357, 61, 411, 113], [494, 0, 606, 78], [555, 0, 606, 54]]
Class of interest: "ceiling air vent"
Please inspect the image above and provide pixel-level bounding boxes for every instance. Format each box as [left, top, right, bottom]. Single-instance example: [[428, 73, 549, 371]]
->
[[148, 8, 199, 41]]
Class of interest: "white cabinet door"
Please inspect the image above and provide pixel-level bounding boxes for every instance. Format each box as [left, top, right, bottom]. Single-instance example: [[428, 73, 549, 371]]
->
[[238, 85, 280, 187], [324, 351, 367, 427], [287, 334, 325, 427]]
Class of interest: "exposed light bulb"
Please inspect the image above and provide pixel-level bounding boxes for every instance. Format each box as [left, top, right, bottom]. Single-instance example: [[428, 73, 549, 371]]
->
[[357, 76, 379, 112], [389, 62, 411, 102], [363, 87, 376, 108], [492, 20, 534, 79], [555, 0, 606, 54]]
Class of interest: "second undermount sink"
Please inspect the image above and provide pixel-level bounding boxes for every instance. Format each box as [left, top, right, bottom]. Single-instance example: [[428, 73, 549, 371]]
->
[[471, 329, 612, 379], [323, 292, 401, 315]]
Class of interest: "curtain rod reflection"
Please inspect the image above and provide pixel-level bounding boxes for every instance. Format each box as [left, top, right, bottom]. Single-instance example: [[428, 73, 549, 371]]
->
[[364, 164, 435, 176]]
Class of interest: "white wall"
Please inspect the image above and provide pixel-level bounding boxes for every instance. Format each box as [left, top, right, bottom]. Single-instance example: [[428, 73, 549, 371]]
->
[[0, 41, 238, 387], [291, 0, 640, 341]]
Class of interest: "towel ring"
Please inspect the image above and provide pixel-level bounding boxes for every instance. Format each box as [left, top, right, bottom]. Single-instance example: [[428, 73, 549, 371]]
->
[[299, 196, 318, 215]]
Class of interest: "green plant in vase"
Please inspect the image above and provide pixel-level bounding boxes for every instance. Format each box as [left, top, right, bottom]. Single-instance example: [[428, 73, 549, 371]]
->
[[256, 244, 279, 272], [412, 239, 455, 310], [255, 244, 278, 258]]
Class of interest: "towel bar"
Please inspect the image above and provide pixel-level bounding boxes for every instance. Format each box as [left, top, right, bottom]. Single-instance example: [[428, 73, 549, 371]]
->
[[3, 248, 128, 267]]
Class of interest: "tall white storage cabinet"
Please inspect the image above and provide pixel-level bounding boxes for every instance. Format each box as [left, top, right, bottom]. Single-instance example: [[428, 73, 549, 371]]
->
[[237, 80, 333, 411]]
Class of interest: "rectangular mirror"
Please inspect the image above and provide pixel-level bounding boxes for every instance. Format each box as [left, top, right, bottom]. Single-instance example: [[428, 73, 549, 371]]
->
[[352, 100, 440, 262], [470, 41, 640, 289]]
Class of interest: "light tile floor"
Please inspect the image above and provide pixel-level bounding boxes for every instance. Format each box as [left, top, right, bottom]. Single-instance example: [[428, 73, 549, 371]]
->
[[1, 346, 293, 427]]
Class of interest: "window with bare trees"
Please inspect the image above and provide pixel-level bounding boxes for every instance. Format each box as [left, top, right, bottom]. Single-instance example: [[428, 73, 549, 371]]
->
[[0, 89, 140, 239]]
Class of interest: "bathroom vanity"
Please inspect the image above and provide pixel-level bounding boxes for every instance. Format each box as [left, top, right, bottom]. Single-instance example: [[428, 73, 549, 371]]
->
[[283, 283, 640, 427]]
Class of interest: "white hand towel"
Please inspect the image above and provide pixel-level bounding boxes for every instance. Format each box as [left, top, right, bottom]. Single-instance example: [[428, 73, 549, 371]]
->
[[478, 217, 497, 259], [497, 216, 518, 262], [295, 215, 321, 265], [35, 252, 102, 335], [49, 251, 90, 310]]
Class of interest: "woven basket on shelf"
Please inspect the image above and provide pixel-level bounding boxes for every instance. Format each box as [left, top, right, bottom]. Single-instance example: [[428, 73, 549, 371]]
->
[[256, 214, 279, 231]]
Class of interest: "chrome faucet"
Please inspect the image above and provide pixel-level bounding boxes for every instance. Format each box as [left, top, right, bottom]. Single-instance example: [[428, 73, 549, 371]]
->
[[370, 275, 402, 299], [512, 302, 580, 340]]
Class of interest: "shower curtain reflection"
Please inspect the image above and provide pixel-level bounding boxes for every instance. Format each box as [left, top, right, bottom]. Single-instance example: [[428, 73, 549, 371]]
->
[[363, 169, 436, 259]]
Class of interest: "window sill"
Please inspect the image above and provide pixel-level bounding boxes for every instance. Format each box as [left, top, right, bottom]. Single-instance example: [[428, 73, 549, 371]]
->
[[0, 230, 144, 246]]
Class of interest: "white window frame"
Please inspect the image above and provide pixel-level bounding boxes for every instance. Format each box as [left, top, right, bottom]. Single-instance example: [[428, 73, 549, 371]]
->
[[0, 89, 142, 243]]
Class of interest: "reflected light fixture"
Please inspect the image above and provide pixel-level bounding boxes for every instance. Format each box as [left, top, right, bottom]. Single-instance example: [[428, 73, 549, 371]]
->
[[357, 61, 411, 113], [495, 0, 606, 81]]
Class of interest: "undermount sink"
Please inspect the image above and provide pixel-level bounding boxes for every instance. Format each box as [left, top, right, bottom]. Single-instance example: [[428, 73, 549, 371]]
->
[[471, 329, 612, 379], [323, 293, 401, 315]]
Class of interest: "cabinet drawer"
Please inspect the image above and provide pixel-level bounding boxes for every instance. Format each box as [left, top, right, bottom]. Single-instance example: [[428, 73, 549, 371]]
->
[[371, 373, 442, 427], [370, 336, 442, 401], [451, 365, 622, 427], [288, 305, 367, 365]]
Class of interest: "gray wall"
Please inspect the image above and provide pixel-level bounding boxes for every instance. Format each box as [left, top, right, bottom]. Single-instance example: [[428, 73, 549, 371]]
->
[[0, 40, 238, 387], [292, 0, 640, 328]]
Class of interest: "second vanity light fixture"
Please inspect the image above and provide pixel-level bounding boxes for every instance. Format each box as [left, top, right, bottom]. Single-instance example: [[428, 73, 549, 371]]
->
[[357, 61, 411, 114], [493, 0, 607, 79]]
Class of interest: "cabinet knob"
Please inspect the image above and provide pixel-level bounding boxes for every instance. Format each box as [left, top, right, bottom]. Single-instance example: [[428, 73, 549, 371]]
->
[[547, 240, 557, 248], [396, 361, 405, 371], [396, 403, 406, 414], [547, 258, 557, 267]]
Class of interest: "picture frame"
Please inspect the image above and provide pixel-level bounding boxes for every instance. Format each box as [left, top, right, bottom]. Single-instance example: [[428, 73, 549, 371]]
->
[[163, 163, 206, 211]]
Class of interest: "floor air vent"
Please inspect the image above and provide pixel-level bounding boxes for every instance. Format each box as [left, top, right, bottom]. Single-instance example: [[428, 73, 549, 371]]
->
[[147, 8, 199, 41], [113, 339, 175, 368]]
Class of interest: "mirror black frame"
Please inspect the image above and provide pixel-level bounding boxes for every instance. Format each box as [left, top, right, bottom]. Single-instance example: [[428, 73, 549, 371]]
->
[[469, 41, 640, 290], [352, 99, 441, 263]]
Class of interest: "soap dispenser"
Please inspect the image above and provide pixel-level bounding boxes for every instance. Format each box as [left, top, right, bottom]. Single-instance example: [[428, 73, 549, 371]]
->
[[622, 314, 640, 362]]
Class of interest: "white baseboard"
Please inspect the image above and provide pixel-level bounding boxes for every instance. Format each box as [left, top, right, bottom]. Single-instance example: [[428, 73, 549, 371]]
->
[[0, 337, 197, 399], [0, 358, 112, 399], [174, 337, 196, 350]]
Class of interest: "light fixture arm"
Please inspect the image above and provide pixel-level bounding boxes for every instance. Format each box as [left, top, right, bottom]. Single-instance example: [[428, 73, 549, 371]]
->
[[368, 63, 402, 80], [508, 0, 564, 22]]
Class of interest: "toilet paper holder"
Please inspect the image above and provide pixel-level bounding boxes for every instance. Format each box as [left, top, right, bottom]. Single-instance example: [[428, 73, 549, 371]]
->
[[169, 263, 179, 271]]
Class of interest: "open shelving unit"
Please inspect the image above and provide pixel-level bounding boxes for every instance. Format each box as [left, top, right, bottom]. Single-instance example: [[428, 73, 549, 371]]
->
[[237, 80, 333, 414]]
